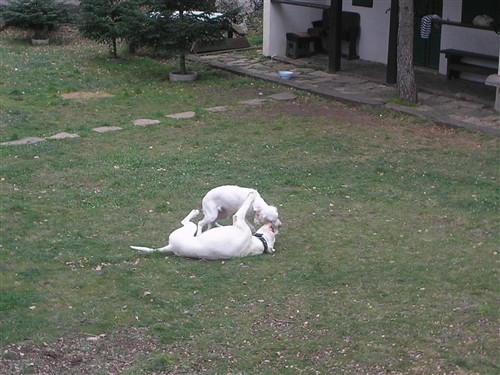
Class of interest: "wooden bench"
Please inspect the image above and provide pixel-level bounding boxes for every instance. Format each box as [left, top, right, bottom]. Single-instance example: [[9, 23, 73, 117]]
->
[[441, 49, 498, 79], [324, 10, 360, 60], [286, 32, 316, 58], [308, 11, 360, 60]]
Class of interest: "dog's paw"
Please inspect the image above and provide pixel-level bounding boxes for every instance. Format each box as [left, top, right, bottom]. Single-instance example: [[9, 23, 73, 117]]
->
[[191, 209, 200, 216]]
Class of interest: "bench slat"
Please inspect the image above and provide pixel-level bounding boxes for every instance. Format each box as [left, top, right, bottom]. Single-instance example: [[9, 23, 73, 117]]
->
[[448, 63, 496, 76], [441, 49, 498, 62]]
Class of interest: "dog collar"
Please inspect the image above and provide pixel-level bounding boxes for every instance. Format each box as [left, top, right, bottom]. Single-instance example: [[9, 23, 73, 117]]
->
[[253, 233, 268, 253]]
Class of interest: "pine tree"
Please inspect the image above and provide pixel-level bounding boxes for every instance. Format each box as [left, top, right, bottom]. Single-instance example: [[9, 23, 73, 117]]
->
[[146, 0, 234, 75], [1, 0, 70, 40], [79, 0, 145, 58]]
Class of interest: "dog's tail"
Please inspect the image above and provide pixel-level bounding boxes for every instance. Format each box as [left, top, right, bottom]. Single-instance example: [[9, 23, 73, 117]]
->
[[130, 244, 172, 253], [130, 246, 160, 253], [130, 245, 158, 253]]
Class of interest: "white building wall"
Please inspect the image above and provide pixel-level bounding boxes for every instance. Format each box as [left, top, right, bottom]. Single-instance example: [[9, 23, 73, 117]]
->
[[263, 0, 498, 80], [263, 0, 324, 57], [263, 0, 392, 63], [342, 0, 391, 63]]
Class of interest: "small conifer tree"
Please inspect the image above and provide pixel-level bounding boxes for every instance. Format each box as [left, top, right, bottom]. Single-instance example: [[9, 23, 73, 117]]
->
[[146, 0, 234, 75], [1, 0, 70, 39], [79, 0, 145, 58]]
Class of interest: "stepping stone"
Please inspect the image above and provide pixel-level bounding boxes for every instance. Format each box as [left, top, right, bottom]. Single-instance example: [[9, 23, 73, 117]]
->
[[92, 126, 123, 133], [166, 111, 196, 119], [134, 119, 161, 126], [268, 92, 297, 101], [1, 137, 46, 146], [47, 132, 80, 140], [205, 106, 228, 113], [238, 98, 267, 106]]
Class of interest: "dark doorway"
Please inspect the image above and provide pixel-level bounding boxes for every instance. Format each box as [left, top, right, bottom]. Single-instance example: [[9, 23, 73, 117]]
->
[[413, 0, 443, 69]]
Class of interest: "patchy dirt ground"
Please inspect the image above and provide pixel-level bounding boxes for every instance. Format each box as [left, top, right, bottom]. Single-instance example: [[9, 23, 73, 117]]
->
[[61, 91, 114, 100], [259, 99, 385, 125], [0, 328, 160, 374], [258, 98, 484, 149]]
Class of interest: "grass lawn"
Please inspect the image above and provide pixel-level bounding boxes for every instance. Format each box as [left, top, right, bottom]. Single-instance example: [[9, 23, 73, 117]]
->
[[0, 28, 498, 374]]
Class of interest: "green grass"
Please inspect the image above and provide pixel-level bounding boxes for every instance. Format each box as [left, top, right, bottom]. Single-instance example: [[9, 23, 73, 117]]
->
[[0, 29, 499, 374]]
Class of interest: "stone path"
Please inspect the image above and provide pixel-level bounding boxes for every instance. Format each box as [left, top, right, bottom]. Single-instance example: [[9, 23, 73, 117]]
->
[[189, 49, 500, 136], [93, 126, 123, 133], [1, 137, 48, 146], [5, 48, 498, 146], [166, 111, 196, 120], [1, 92, 298, 146], [133, 119, 161, 126]]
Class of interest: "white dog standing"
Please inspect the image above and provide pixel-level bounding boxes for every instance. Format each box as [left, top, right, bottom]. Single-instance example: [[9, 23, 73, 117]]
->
[[196, 185, 282, 236], [130, 192, 278, 260]]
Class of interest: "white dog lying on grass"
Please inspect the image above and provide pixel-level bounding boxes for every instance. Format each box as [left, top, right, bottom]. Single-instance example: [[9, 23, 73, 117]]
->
[[196, 185, 282, 236], [131, 192, 278, 260]]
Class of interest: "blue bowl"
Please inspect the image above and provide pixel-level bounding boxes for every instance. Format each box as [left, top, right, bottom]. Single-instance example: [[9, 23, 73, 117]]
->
[[279, 71, 293, 80]]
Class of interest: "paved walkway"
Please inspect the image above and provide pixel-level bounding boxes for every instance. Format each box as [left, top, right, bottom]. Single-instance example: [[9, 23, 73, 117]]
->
[[189, 48, 500, 136]]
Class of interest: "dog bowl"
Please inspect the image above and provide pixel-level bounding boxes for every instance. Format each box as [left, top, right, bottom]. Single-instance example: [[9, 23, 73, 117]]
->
[[279, 70, 293, 80]]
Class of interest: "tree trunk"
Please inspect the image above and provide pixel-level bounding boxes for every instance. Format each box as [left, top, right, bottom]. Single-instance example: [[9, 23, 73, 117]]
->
[[179, 7, 187, 74], [397, 0, 417, 103], [129, 42, 136, 54], [179, 51, 187, 74], [111, 37, 118, 58]]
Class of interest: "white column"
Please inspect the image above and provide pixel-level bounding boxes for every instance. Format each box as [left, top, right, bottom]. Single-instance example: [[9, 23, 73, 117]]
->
[[262, 0, 272, 56], [485, 35, 500, 112]]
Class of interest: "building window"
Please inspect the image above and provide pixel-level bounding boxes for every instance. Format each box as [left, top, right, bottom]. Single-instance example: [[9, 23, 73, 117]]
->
[[352, 0, 373, 8], [461, 0, 499, 26]]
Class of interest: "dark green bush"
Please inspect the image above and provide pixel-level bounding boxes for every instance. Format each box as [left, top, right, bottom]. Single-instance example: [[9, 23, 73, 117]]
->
[[1, 0, 71, 39]]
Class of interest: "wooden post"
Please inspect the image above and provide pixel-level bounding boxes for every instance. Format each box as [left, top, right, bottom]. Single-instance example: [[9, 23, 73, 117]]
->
[[386, 0, 398, 84], [328, 0, 342, 73]]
